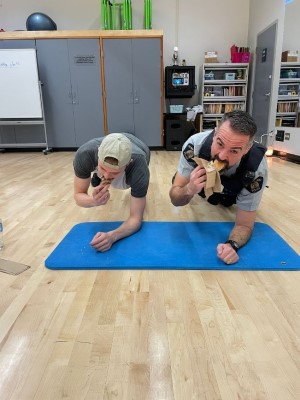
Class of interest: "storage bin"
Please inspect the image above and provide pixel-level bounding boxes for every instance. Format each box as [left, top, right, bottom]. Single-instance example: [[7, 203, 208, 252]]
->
[[204, 72, 214, 80], [230, 45, 250, 63], [224, 72, 236, 80], [281, 70, 298, 79], [282, 50, 298, 62], [287, 71, 298, 79], [278, 83, 299, 96], [204, 51, 218, 63], [170, 105, 184, 113], [204, 86, 223, 97], [241, 52, 250, 63]]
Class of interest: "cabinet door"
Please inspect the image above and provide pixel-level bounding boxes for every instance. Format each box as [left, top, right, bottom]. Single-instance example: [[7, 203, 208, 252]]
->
[[0, 40, 45, 146], [36, 39, 76, 147], [36, 39, 104, 148], [132, 38, 162, 146], [103, 38, 162, 146], [103, 39, 135, 134], [68, 39, 104, 147]]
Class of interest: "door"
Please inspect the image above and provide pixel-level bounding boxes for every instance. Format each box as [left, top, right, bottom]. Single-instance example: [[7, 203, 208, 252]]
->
[[103, 38, 162, 146], [68, 39, 104, 146], [36, 39, 76, 147], [132, 38, 161, 147], [251, 22, 277, 144], [103, 38, 135, 134], [36, 39, 104, 148]]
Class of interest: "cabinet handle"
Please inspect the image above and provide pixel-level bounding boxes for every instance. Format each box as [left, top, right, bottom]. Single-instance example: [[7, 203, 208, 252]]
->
[[72, 92, 78, 104], [134, 90, 139, 104]]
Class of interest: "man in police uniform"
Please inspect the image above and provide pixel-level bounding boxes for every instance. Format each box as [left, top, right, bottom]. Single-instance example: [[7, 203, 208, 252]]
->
[[169, 110, 268, 265]]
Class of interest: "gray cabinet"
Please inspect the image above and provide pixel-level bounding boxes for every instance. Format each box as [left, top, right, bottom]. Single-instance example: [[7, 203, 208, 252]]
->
[[0, 39, 45, 147], [0, 32, 163, 149], [36, 38, 104, 148], [102, 38, 162, 147]]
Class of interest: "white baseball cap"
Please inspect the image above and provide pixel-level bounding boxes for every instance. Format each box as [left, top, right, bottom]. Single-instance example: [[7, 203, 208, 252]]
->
[[98, 133, 132, 169]]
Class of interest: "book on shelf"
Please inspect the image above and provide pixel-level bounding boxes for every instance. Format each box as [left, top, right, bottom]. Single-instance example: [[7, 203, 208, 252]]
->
[[204, 103, 244, 114], [277, 101, 298, 113]]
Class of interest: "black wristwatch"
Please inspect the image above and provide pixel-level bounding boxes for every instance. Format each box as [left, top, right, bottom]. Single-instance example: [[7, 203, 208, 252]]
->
[[225, 240, 240, 252]]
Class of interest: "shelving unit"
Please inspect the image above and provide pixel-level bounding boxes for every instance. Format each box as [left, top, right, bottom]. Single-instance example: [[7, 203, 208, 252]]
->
[[200, 63, 249, 130], [276, 62, 300, 128]]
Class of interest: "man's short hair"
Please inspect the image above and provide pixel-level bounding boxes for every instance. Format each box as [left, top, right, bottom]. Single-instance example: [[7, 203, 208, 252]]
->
[[98, 133, 132, 170], [220, 110, 257, 139]]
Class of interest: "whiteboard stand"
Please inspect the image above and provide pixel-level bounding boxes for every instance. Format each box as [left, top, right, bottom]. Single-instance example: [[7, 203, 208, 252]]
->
[[0, 82, 52, 154], [0, 48, 52, 154]]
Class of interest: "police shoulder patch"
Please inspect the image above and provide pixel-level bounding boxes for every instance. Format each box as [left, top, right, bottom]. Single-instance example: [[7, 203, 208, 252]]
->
[[245, 176, 264, 193], [183, 143, 196, 165]]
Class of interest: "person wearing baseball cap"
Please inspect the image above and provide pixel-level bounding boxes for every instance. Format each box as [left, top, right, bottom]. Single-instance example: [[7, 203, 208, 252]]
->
[[73, 132, 150, 252]]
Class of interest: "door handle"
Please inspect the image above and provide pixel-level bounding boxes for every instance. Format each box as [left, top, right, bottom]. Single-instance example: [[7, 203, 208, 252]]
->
[[133, 90, 139, 104], [72, 91, 78, 104], [265, 92, 271, 97]]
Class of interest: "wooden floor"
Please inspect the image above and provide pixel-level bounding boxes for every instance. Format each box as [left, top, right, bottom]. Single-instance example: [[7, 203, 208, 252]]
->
[[0, 150, 299, 400]]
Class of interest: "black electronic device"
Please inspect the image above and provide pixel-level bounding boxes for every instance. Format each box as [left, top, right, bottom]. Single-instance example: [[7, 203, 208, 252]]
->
[[165, 65, 195, 98]]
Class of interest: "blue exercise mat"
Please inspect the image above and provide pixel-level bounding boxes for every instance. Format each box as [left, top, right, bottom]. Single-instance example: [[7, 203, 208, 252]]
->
[[45, 222, 300, 271]]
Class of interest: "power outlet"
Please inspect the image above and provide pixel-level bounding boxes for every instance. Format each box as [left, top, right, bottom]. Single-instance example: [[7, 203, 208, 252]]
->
[[276, 130, 285, 142], [284, 132, 290, 140]]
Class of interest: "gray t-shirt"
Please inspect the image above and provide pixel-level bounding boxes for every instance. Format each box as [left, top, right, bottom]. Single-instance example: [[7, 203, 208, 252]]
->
[[73, 133, 150, 198], [177, 130, 268, 211]]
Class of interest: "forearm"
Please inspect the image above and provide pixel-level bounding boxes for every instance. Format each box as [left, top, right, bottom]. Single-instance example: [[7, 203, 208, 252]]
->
[[228, 224, 253, 247], [107, 216, 142, 244], [74, 193, 97, 208]]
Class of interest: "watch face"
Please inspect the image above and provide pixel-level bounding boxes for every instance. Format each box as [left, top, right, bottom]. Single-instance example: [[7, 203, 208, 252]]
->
[[226, 240, 239, 252], [232, 242, 239, 251]]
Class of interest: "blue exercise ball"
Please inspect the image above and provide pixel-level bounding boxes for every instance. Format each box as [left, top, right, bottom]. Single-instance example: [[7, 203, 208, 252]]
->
[[26, 12, 57, 31]]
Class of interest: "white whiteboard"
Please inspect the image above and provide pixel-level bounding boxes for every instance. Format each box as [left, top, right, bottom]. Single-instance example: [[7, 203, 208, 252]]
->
[[0, 49, 43, 119]]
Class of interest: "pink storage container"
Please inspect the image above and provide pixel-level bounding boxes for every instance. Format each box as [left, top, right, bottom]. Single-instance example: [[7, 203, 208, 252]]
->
[[230, 44, 250, 63]]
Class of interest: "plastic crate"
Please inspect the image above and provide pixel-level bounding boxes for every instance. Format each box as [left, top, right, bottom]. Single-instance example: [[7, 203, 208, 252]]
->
[[281, 70, 298, 79], [224, 72, 236, 80], [204, 72, 214, 80], [278, 83, 299, 96], [287, 71, 298, 79], [170, 105, 184, 113]]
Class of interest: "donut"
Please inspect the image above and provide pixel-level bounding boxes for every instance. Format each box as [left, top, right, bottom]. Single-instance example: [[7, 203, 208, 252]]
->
[[213, 159, 226, 171]]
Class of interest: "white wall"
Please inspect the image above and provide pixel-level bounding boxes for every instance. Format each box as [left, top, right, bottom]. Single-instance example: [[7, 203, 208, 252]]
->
[[0, 0, 249, 107], [0, 0, 101, 30], [283, 0, 300, 51], [173, 0, 249, 106]]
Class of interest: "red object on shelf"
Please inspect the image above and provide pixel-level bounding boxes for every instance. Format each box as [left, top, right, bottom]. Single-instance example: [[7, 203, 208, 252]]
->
[[230, 44, 250, 63]]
